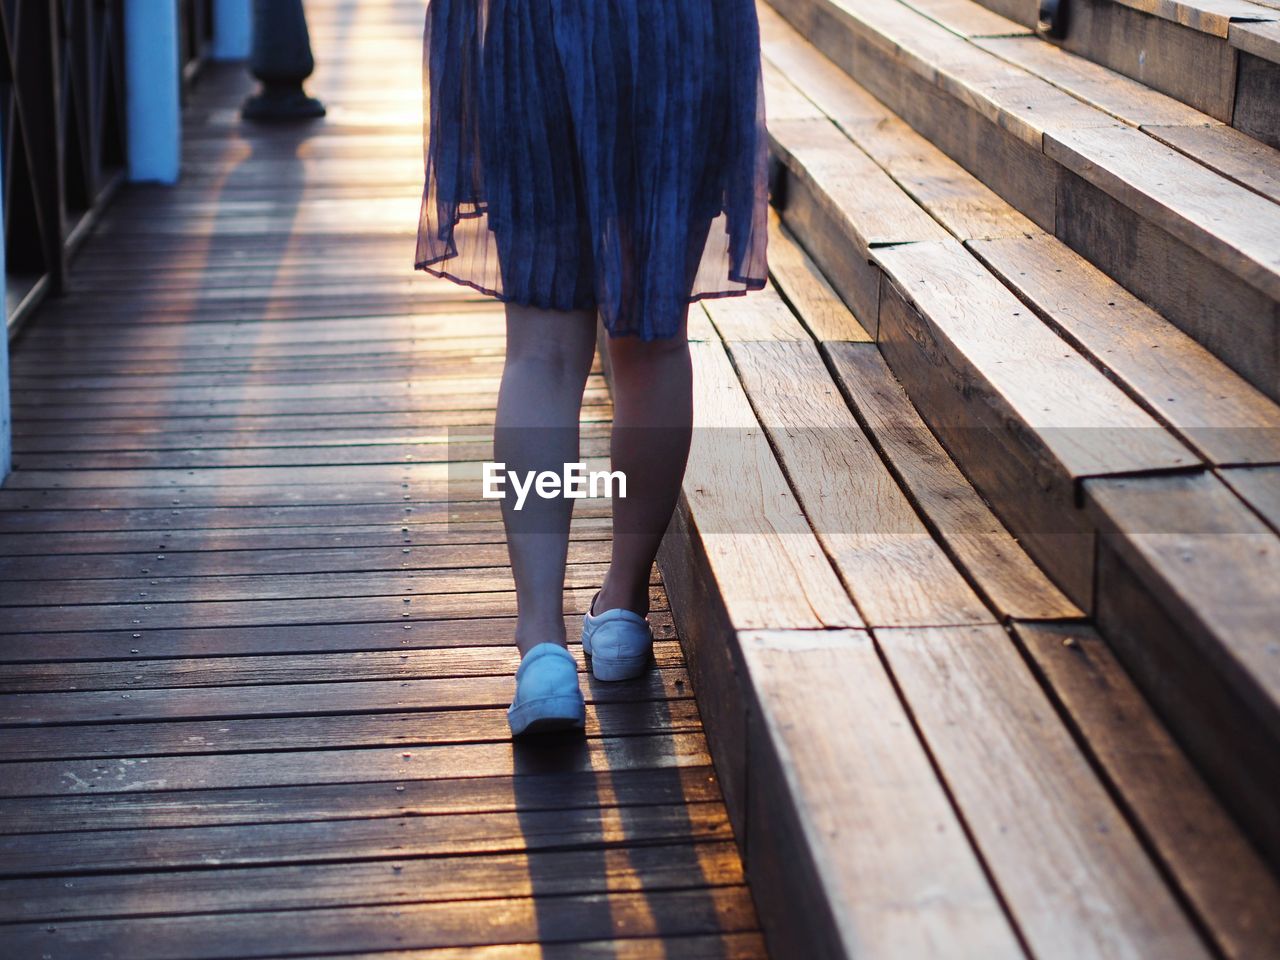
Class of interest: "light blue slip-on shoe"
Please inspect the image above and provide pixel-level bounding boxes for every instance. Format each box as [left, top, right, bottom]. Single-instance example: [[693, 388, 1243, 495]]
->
[[507, 642, 586, 737], [582, 595, 655, 681]]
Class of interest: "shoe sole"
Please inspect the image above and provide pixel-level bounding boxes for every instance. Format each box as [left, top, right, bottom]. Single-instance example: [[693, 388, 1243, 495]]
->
[[507, 694, 586, 737], [588, 653, 651, 682]]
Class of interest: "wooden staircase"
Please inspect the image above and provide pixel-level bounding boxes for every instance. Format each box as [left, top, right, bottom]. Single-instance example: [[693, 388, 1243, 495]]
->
[[641, 1, 1280, 957]]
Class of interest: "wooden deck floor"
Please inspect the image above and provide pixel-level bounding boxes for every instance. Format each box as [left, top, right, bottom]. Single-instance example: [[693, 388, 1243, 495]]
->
[[0, 2, 764, 956]]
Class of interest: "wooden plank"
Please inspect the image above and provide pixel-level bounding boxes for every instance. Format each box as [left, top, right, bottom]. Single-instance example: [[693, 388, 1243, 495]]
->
[[0, 518, 612, 562], [1085, 471, 1280, 716], [0, 613, 633, 665], [764, 57, 828, 120], [1045, 123, 1280, 301], [872, 239, 1197, 478], [1055, 166, 1280, 403], [825, 341, 1082, 620], [969, 233, 1280, 466], [1233, 49, 1280, 150], [974, 35, 1218, 126], [0, 561, 648, 607], [1142, 121, 1280, 204], [701, 281, 812, 341], [1012, 621, 1280, 960], [1, 888, 759, 960], [1113, 0, 1277, 37], [764, 206, 872, 342], [1219, 463, 1280, 530], [879, 624, 1212, 959], [680, 332, 861, 631], [1230, 18, 1280, 61], [0, 841, 746, 923], [729, 339, 994, 626], [214, 934, 769, 960], [0, 801, 733, 876], [1084, 470, 1280, 863], [895, 0, 1034, 36], [0, 767, 723, 834], [841, 112, 1039, 241], [0, 699, 701, 761], [0, 583, 668, 637], [740, 630, 1023, 959], [768, 116, 954, 250], [0, 540, 613, 583], [0, 639, 680, 694], [965, 0, 1039, 26], [1058, 0, 1239, 120], [656, 500, 753, 843], [0, 732, 706, 798]]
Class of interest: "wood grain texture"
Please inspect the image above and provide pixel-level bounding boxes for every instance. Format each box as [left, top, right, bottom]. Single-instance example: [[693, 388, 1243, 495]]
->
[[764, 206, 873, 342], [1219, 463, 1280, 531], [873, 239, 1196, 479], [1141, 121, 1280, 203], [702, 279, 813, 341], [1013, 621, 1280, 960], [1055, 166, 1280, 403], [768, 117, 953, 250], [1111, 0, 1277, 38], [681, 332, 862, 631], [741, 630, 1023, 960], [1045, 123, 1280, 301], [825, 341, 1082, 620], [1229, 18, 1280, 61], [2, 888, 761, 960], [975, 34, 1220, 126], [0, 840, 747, 924], [1085, 471, 1280, 863], [729, 339, 994, 626], [1085, 472, 1280, 717], [1232, 49, 1280, 149], [895, 0, 1034, 36], [1059, 0, 1239, 120], [969, 234, 1280, 466], [880, 624, 1212, 960]]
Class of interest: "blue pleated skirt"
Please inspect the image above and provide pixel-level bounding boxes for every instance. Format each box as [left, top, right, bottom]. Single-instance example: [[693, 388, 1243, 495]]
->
[[415, 0, 770, 340]]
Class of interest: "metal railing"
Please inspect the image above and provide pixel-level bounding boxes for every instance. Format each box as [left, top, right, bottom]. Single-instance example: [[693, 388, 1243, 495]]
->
[[2, 0, 215, 336]]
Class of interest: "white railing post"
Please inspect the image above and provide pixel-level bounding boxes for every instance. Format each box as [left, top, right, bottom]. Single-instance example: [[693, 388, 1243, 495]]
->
[[124, 0, 181, 184], [212, 0, 252, 60]]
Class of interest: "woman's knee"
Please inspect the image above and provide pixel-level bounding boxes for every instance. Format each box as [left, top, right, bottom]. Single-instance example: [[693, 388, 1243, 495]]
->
[[503, 303, 598, 378], [606, 329, 690, 373]]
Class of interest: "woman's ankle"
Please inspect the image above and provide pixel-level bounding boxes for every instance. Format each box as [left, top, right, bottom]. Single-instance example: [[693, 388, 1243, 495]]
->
[[592, 578, 651, 618], [514, 620, 568, 658]]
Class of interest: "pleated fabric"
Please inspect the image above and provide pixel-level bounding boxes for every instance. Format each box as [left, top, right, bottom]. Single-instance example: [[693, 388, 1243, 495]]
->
[[415, 0, 769, 340]]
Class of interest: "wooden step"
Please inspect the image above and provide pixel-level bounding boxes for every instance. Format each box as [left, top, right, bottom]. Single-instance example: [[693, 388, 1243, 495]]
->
[[617, 212, 1277, 957], [760, 6, 1280, 466], [757, 4, 1280, 875], [763, 0, 1280, 403], [962, 0, 1280, 146], [1010, 621, 1280, 960], [1084, 470, 1280, 863]]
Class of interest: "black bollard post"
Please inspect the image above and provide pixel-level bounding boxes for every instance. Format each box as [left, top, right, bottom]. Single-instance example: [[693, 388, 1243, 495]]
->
[[241, 0, 326, 121], [1037, 0, 1069, 38]]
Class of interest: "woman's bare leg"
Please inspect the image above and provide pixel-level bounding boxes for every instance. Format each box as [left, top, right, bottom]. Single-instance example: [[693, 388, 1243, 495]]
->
[[594, 310, 693, 618], [495, 302, 599, 657]]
